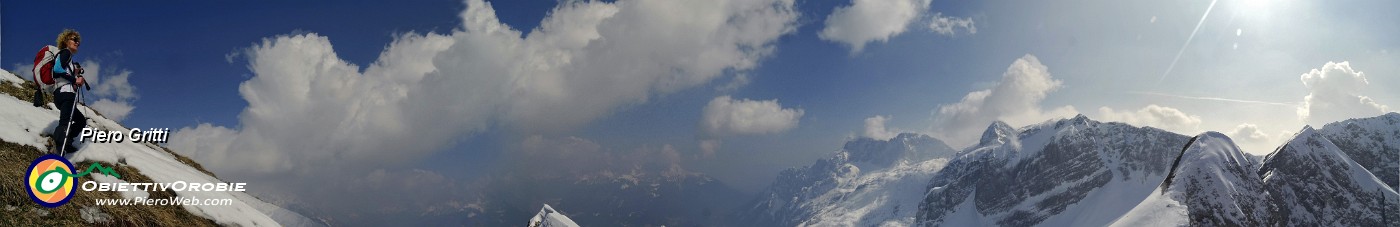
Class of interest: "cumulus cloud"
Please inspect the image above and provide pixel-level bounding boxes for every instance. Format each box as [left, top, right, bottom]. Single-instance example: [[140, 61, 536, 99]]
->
[[169, 0, 798, 178], [715, 73, 751, 93], [1226, 123, 1288, 154], [88, 99, 135, 122], [701, 95, 804, 137], [699, 139, 722, 158], [8, 61, 140, 122], [931, 54, 1078, 147], [928, 12, 976, 36], [80, 61, 139, 122], [1096, 104, 1202, 134], [1297, 61, 1389, 126], [819, 0, 930, 52], [1228, 123, 1271, 143], [9, 64, 35, 83], [863, 115, 899, 140], [167, 1, 796, 223]]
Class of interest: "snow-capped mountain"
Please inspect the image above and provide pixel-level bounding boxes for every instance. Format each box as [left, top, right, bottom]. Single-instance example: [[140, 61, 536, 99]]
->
[[1317, 112, 1400, 190], [1258, 126, 1399, 226], [0, 71, 321, 226], [528, 204, 580, 227], [1111, 132, 1271, 226], [737, 133, 957, 226], [916, 115, 1190, 226]]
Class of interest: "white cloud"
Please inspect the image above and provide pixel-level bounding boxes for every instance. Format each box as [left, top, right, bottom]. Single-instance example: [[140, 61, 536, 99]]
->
[[1096, 104, 1202, 134], [171, 0, 799, 178], [80, 61, 139, 122], [928, 12, 976, 36], [863, 115, 899, 140], [1228, 123, 1271, 143], [715, 73, 751, 93], [701, 95, 804, 136], [85, 62, 137, 101], [1226, 123, 1287, 154], [699, 139, 722, 158], [167, 123, 239, 171], [932, 54, 1078, 147], [7, 61, 140, 122], [1297, 61, 1389, 126], [819, 0, 930, 52], [89, 99, 135, 122], [9, 63, 35, 83]]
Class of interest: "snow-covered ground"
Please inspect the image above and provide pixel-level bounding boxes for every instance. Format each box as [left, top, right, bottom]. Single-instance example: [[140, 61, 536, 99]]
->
[[800, 158, 948, 227], [0, 71, 320, 226], [1109, 187, 1187, 227]]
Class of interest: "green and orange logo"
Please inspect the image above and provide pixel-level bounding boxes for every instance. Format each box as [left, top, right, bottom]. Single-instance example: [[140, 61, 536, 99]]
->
[[26, 154, 77, 208], [25, 154, 120, 208]]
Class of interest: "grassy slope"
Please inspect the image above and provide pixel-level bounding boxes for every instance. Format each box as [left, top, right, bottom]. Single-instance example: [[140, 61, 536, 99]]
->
[[0, 72, 220, 226]]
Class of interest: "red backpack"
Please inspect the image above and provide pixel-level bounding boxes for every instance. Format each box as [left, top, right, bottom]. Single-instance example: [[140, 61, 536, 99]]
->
[[31, 45, 60, 91]]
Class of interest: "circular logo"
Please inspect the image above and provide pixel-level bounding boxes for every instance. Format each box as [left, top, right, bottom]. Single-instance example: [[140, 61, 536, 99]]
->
[[26, 154, 76, 208]]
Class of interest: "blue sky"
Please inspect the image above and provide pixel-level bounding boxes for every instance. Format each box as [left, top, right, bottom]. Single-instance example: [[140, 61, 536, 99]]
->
[[5, 0, 1398, 224]]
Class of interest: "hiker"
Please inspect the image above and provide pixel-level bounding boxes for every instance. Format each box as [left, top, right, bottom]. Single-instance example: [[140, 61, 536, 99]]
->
[[50, 29, 87, 154]]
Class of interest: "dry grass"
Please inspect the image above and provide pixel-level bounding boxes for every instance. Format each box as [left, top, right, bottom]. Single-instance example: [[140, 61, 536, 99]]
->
[[0, 134, 218, 226], [0, 79, 52, 110]]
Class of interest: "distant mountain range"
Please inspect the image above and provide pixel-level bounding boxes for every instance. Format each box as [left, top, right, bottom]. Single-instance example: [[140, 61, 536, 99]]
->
[[738, 113, 1398, 226]]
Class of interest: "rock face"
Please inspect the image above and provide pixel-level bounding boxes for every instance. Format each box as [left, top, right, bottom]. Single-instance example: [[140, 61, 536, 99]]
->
[[1112, 132, 1272, 227], [1258, 126, 1400, 226], [737, 133, 957, 226], [1317, 112, 1400, 190], [916, 115, 1190, 226]]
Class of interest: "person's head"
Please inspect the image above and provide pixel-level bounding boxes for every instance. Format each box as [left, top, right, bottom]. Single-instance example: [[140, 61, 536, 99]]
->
[[56, 29, 81, 53]]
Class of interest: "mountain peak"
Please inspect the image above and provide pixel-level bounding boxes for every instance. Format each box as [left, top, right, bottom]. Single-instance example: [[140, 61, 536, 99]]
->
[[1258, 124, 1399, 226], [1071, 113, 1090, 121], [891, 132, 925, 141], [1196, 131, 1229, 140], [1161, 132, 1255, 191], [1121, 131, 1271, 226], [528, 204, 580, 227], [842, 133, 955, 168], [978, 121, 1017, 146], [1051, 113, 1096, 129], [1300, 125, 1317, 133]]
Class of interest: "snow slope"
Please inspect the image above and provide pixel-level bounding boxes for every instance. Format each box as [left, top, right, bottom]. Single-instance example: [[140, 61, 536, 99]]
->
[[1318, 112, 1400, 190], [1259, 126, 1399, 226], [738, 133, 956, 227], [527, 204, 580, 227], [0, 71, 321, 226], [1111, 132, 1271, 226]]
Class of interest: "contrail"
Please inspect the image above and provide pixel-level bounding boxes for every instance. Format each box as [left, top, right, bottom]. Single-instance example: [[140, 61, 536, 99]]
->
[[1130, 91, 1296, 107], [1158, 0, 1219, 83]]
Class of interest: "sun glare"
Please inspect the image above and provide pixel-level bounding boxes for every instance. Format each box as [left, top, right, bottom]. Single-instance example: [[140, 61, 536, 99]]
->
[[1236, 0, 1277, 18]]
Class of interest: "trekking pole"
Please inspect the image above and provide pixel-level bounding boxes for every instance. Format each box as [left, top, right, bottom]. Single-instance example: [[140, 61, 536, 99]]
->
[[59, 84, 80, 157]]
